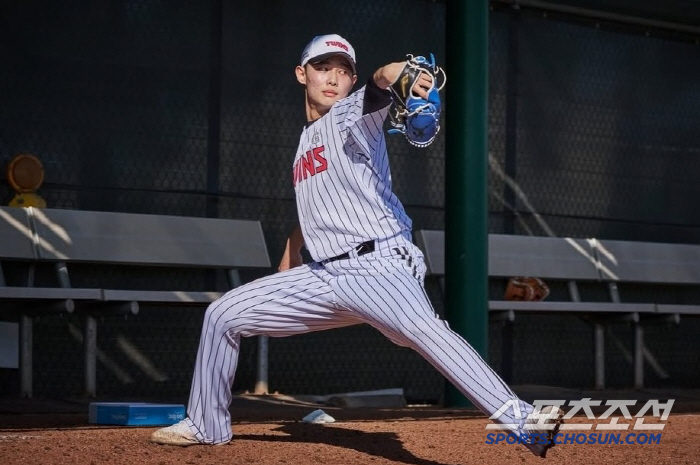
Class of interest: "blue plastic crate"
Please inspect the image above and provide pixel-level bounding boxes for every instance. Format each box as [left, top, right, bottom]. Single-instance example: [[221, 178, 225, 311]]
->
[[88, 402, 185, 426]]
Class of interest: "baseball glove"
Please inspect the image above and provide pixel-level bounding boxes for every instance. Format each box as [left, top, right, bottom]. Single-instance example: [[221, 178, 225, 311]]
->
[[504, 277, 550, 302], [388, 54, 446, 148]]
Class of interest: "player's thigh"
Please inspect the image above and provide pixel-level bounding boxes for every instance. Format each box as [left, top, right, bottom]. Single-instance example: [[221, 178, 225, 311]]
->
[[205, 264, 358, 337], [331, 258, 437, 342]]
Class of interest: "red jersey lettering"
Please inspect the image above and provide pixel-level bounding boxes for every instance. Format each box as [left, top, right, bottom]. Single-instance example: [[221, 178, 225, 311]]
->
[[302, 151, 316, 178], [293, 145, 327, 186], [312, 146, 327, 173]]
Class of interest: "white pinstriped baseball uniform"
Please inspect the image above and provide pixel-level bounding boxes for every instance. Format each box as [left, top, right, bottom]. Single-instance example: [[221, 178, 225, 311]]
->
[[182, 78, 536, 445]]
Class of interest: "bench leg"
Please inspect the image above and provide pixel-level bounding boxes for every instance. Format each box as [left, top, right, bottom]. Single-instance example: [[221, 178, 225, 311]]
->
[[84, 316, 97, 397], [228, 269, 242, 288], [254, 335, 269, 395], [594, 323, 605, 390], [19, 315, 32, 398], [634, 324, 644, 389], [501, 320, 514, 383]]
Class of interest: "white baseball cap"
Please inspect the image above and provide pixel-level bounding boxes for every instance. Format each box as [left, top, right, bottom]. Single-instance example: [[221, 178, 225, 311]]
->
[[300, 34, 356, 74]]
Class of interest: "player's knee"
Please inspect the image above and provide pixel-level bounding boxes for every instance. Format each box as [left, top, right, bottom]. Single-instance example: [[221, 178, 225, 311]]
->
[[396, 319, 441, 346], [203, 293, 247, 327]]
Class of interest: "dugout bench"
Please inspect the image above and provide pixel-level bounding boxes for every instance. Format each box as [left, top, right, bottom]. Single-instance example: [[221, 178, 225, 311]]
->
[[414, 230, 700, 390], [0, 206, 271, 397]]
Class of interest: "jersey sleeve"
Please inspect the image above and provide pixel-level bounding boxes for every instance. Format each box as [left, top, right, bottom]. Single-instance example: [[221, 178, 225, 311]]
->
[[333, 78, 392, 158], [362, 77, 392, 115]]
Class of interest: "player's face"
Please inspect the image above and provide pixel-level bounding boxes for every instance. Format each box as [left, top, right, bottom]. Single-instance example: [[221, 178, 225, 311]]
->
[[296, 55, 357, 119]]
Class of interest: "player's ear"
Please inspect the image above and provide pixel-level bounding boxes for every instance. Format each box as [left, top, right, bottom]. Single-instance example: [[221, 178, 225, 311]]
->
[[352, 73, 358, 86], [295, 65, 306, 85]]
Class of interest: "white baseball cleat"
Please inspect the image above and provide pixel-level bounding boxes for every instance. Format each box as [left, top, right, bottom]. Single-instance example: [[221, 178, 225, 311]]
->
[[522, 405, 565, 458], [151, 419, 202, 446]]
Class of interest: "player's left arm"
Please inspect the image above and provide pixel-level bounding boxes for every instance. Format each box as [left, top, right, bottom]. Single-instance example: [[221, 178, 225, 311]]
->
[[278, 223, 304, 272]]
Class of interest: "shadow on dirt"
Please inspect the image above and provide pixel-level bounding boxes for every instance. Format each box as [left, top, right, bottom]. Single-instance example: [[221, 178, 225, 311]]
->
[[238, 422, 452, 465]]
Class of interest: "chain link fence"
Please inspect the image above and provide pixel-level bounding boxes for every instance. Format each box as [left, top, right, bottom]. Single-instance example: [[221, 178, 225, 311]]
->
[[1, 0, 699, 402]]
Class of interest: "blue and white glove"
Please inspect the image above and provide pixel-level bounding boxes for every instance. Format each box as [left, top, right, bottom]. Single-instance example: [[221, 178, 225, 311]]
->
[[388, 54, 446, 148]]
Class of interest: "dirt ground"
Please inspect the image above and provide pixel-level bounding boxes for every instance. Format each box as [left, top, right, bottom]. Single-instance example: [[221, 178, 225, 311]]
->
[[1, 393, 699, 465]]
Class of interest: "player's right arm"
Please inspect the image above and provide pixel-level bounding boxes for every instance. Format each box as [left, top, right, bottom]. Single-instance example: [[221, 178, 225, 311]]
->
[[373, 62, 434, 98], [278, 223, 304, 272], [342, 61, 434, 121], [372, 62, 406, 90]]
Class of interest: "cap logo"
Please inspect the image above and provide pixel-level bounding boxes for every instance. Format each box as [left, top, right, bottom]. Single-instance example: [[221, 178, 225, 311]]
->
[[325, 40, 348, 52], [301, 34, 356, 72]]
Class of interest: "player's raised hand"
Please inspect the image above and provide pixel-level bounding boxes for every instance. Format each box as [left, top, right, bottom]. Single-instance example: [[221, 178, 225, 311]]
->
[[412, 71, 434, 99]]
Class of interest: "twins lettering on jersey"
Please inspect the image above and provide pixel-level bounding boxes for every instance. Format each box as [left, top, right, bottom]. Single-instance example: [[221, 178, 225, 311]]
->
[[293, 145, 327, 187]]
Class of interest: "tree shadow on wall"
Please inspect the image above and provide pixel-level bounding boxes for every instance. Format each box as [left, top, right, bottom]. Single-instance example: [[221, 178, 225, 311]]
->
[[237, 422, 453, 465]]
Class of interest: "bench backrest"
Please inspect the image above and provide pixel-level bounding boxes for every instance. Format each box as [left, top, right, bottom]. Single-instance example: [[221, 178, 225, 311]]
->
[[593, 239, 700, 285], [28, 207, 270, 269], [415, 230, 700, 287], [490, 234, 599, 279], [0, 206, 37, 260], [414, 230, 599, 280]]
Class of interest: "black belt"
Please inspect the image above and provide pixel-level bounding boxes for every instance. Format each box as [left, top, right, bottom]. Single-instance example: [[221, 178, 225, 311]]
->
[[321, 240, 375, 264]]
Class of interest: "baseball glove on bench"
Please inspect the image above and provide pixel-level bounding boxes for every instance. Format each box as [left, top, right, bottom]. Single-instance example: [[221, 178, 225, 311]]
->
[[505, 277, 551, 302]]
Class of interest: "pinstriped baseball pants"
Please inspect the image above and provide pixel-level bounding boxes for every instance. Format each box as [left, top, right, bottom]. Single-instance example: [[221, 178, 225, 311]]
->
[[185, 240, 531, 444]]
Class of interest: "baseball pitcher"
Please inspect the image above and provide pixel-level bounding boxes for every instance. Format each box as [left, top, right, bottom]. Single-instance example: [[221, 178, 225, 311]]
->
[[151, 33, 563, 458]]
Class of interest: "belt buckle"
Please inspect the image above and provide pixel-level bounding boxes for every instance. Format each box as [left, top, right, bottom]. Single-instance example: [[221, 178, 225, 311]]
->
[[356, 240, 375, 256], [322, 241, 374, 265]]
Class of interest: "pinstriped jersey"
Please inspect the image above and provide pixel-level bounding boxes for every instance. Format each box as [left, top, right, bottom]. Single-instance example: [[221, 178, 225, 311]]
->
[[293, 81, 412, 262]]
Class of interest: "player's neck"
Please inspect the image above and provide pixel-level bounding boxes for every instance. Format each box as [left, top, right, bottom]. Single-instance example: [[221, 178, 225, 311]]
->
[[305, 103, 327, 123]]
